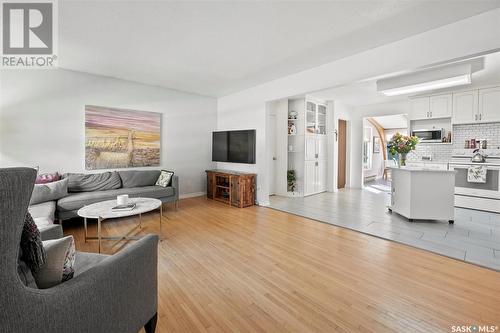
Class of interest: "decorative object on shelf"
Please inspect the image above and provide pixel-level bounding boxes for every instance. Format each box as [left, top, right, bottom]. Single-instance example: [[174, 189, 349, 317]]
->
[[387, 133, 419, 167], [287, 170, 297, 192], [289, 110, 298, 119], [85, 105, 161, 170], [373, 137, 381, 153], [288, 123, 297, 135]]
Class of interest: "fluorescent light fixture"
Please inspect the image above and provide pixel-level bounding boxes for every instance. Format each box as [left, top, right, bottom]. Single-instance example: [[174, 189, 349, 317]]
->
[[380, 74, 471, 96], [376, 61, 476, 97]]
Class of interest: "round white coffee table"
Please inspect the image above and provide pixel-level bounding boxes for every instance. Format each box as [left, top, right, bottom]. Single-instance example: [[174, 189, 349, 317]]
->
[[77, 197, 163, 253]]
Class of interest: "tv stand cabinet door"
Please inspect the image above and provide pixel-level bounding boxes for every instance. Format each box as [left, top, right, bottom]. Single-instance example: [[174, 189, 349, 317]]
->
[[230, 177, 238, 207], [206, 172, 215, 198]]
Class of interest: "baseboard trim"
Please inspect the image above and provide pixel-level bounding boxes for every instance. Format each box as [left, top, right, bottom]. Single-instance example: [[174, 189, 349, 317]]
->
[[180, 192, 206, 199]]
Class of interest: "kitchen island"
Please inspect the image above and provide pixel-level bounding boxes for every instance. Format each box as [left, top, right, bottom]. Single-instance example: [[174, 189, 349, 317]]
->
[[388, 166, 455, 223]]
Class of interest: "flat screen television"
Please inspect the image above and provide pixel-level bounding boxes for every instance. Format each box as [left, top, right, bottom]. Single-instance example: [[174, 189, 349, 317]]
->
[[212, 130, 256, 164]]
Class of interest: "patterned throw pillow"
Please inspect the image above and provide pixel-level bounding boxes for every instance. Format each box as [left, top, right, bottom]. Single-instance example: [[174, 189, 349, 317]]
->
[[156, 170, 174, 187], [33, 236, 76, 289], [20, 212, 46, 273], [35, 172, 61, 184]]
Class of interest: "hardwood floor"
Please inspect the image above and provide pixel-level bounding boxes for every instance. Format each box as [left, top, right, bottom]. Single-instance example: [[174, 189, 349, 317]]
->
[[64, 197, 500, 333]]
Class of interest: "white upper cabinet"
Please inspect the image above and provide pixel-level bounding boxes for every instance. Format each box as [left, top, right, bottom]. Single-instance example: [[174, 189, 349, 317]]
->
[[429, 94, 452, 118], [451, 86, 500, 124], [478, 86, 500, 123], [410, 97, 430, 120], [453, 90, 478, 124]]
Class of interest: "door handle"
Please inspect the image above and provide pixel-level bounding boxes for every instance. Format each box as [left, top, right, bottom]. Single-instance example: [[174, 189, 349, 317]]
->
[[272, 157, 277, 160], [315, 153, 318, 158], [479, 114, 482, 121], [315, 161, 318, 166], [475, 114, 478, 121]]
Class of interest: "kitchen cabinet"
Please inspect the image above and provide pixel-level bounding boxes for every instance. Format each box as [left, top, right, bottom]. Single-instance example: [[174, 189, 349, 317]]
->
[[411, 95, 452, 120], [389, 167, 455, 222], [452, 90, 478, 124], [452, 86, 500, 124], [410, 97, 430, 120], [429, 94, 452, 118], [479, 86, 500, 123]]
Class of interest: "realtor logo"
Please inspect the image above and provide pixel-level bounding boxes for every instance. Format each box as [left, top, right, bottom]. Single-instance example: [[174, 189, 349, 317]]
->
[[1, 0, 57, 68]]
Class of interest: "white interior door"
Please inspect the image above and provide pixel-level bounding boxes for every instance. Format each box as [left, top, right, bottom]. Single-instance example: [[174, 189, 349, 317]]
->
[[269, 114, 277, 195]]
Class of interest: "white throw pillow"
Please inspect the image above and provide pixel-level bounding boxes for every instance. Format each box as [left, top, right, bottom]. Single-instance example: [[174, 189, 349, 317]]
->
[[33, 236, 75, 289], [156, 170, 174, 187]]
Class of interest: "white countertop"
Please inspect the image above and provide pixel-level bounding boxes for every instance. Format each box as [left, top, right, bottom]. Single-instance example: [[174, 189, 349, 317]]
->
[[389, 166, 455, 173]]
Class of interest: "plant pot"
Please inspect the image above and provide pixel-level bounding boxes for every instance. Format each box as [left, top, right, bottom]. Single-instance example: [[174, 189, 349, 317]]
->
[[399, 153, 407, 167]]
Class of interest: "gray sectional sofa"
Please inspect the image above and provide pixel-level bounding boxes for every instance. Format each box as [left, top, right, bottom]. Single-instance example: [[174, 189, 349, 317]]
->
[[29, 170, 178, 224]]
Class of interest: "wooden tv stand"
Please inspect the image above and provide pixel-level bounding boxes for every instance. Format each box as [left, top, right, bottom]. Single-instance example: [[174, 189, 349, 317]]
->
[[205, 170, 256, 208]]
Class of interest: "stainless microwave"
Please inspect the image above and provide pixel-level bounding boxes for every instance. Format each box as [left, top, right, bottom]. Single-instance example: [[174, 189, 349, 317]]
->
[[411, 128, 445, 142]]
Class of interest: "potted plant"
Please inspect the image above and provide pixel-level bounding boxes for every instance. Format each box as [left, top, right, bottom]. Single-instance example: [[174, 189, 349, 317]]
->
[[287, 170, 297, 192], [387, 133, 419, 167]]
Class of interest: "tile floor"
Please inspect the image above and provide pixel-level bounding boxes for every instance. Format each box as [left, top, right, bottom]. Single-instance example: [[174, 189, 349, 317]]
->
[[268, 182, 500, 271]]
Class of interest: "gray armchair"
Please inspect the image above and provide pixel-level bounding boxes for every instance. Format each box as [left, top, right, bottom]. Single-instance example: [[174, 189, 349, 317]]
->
[[0, 168, 159, 333]]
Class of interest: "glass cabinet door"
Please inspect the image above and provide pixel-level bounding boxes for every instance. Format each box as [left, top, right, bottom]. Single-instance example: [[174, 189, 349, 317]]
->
[[317, 104, 326, 134], [306, 101, 316, 134]]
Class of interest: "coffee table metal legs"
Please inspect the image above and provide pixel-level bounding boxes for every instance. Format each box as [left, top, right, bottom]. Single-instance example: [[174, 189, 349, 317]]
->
[[98, 216, 102, 253], [83, 207, 164, 253], [84, 217, 88, 242], [160, 204, 163, 241]]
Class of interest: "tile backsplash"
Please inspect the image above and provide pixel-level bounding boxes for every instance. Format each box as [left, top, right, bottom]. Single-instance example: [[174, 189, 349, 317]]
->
[[407, 143, 453, 162], [452, 122, 500, 152], [408, 122, 500, 162]]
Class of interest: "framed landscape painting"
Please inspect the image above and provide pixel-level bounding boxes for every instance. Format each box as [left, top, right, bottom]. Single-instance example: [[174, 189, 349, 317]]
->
[[85, 105, 161, 170]]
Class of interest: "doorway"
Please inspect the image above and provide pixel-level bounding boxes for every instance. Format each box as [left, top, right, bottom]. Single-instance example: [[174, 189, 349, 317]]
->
[[337, 119, 347, 189]]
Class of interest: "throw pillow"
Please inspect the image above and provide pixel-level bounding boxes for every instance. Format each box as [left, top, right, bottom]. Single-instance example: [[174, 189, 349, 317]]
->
[[156, 170, 174, 187], [20, 212, 46, 273], [33, 236, 75, 289], [35, 172, 60, 184], [30, 178, 69, 205]]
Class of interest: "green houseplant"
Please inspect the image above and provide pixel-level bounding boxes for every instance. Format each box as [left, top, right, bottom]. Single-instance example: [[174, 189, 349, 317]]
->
[[287, 170, 297, 192], [387, 133, 419, 167]]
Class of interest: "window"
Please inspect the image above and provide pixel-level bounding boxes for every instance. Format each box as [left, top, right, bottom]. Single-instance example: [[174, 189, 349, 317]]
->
[[363, 127, 372, 170]]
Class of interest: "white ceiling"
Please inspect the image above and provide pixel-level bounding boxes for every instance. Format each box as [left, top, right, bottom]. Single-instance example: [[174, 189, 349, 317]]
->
[[58, 0, 500, 97], [371, 114, 408, 129], [310, 51, 500, 106]]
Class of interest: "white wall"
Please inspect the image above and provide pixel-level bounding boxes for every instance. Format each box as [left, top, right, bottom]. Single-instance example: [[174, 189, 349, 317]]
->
[[0, 69, 217, 196], [216, 9, 500, 201]]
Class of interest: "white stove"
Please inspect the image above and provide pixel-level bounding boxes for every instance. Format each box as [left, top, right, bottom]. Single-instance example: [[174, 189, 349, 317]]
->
[[449, 150, 500, 213]]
